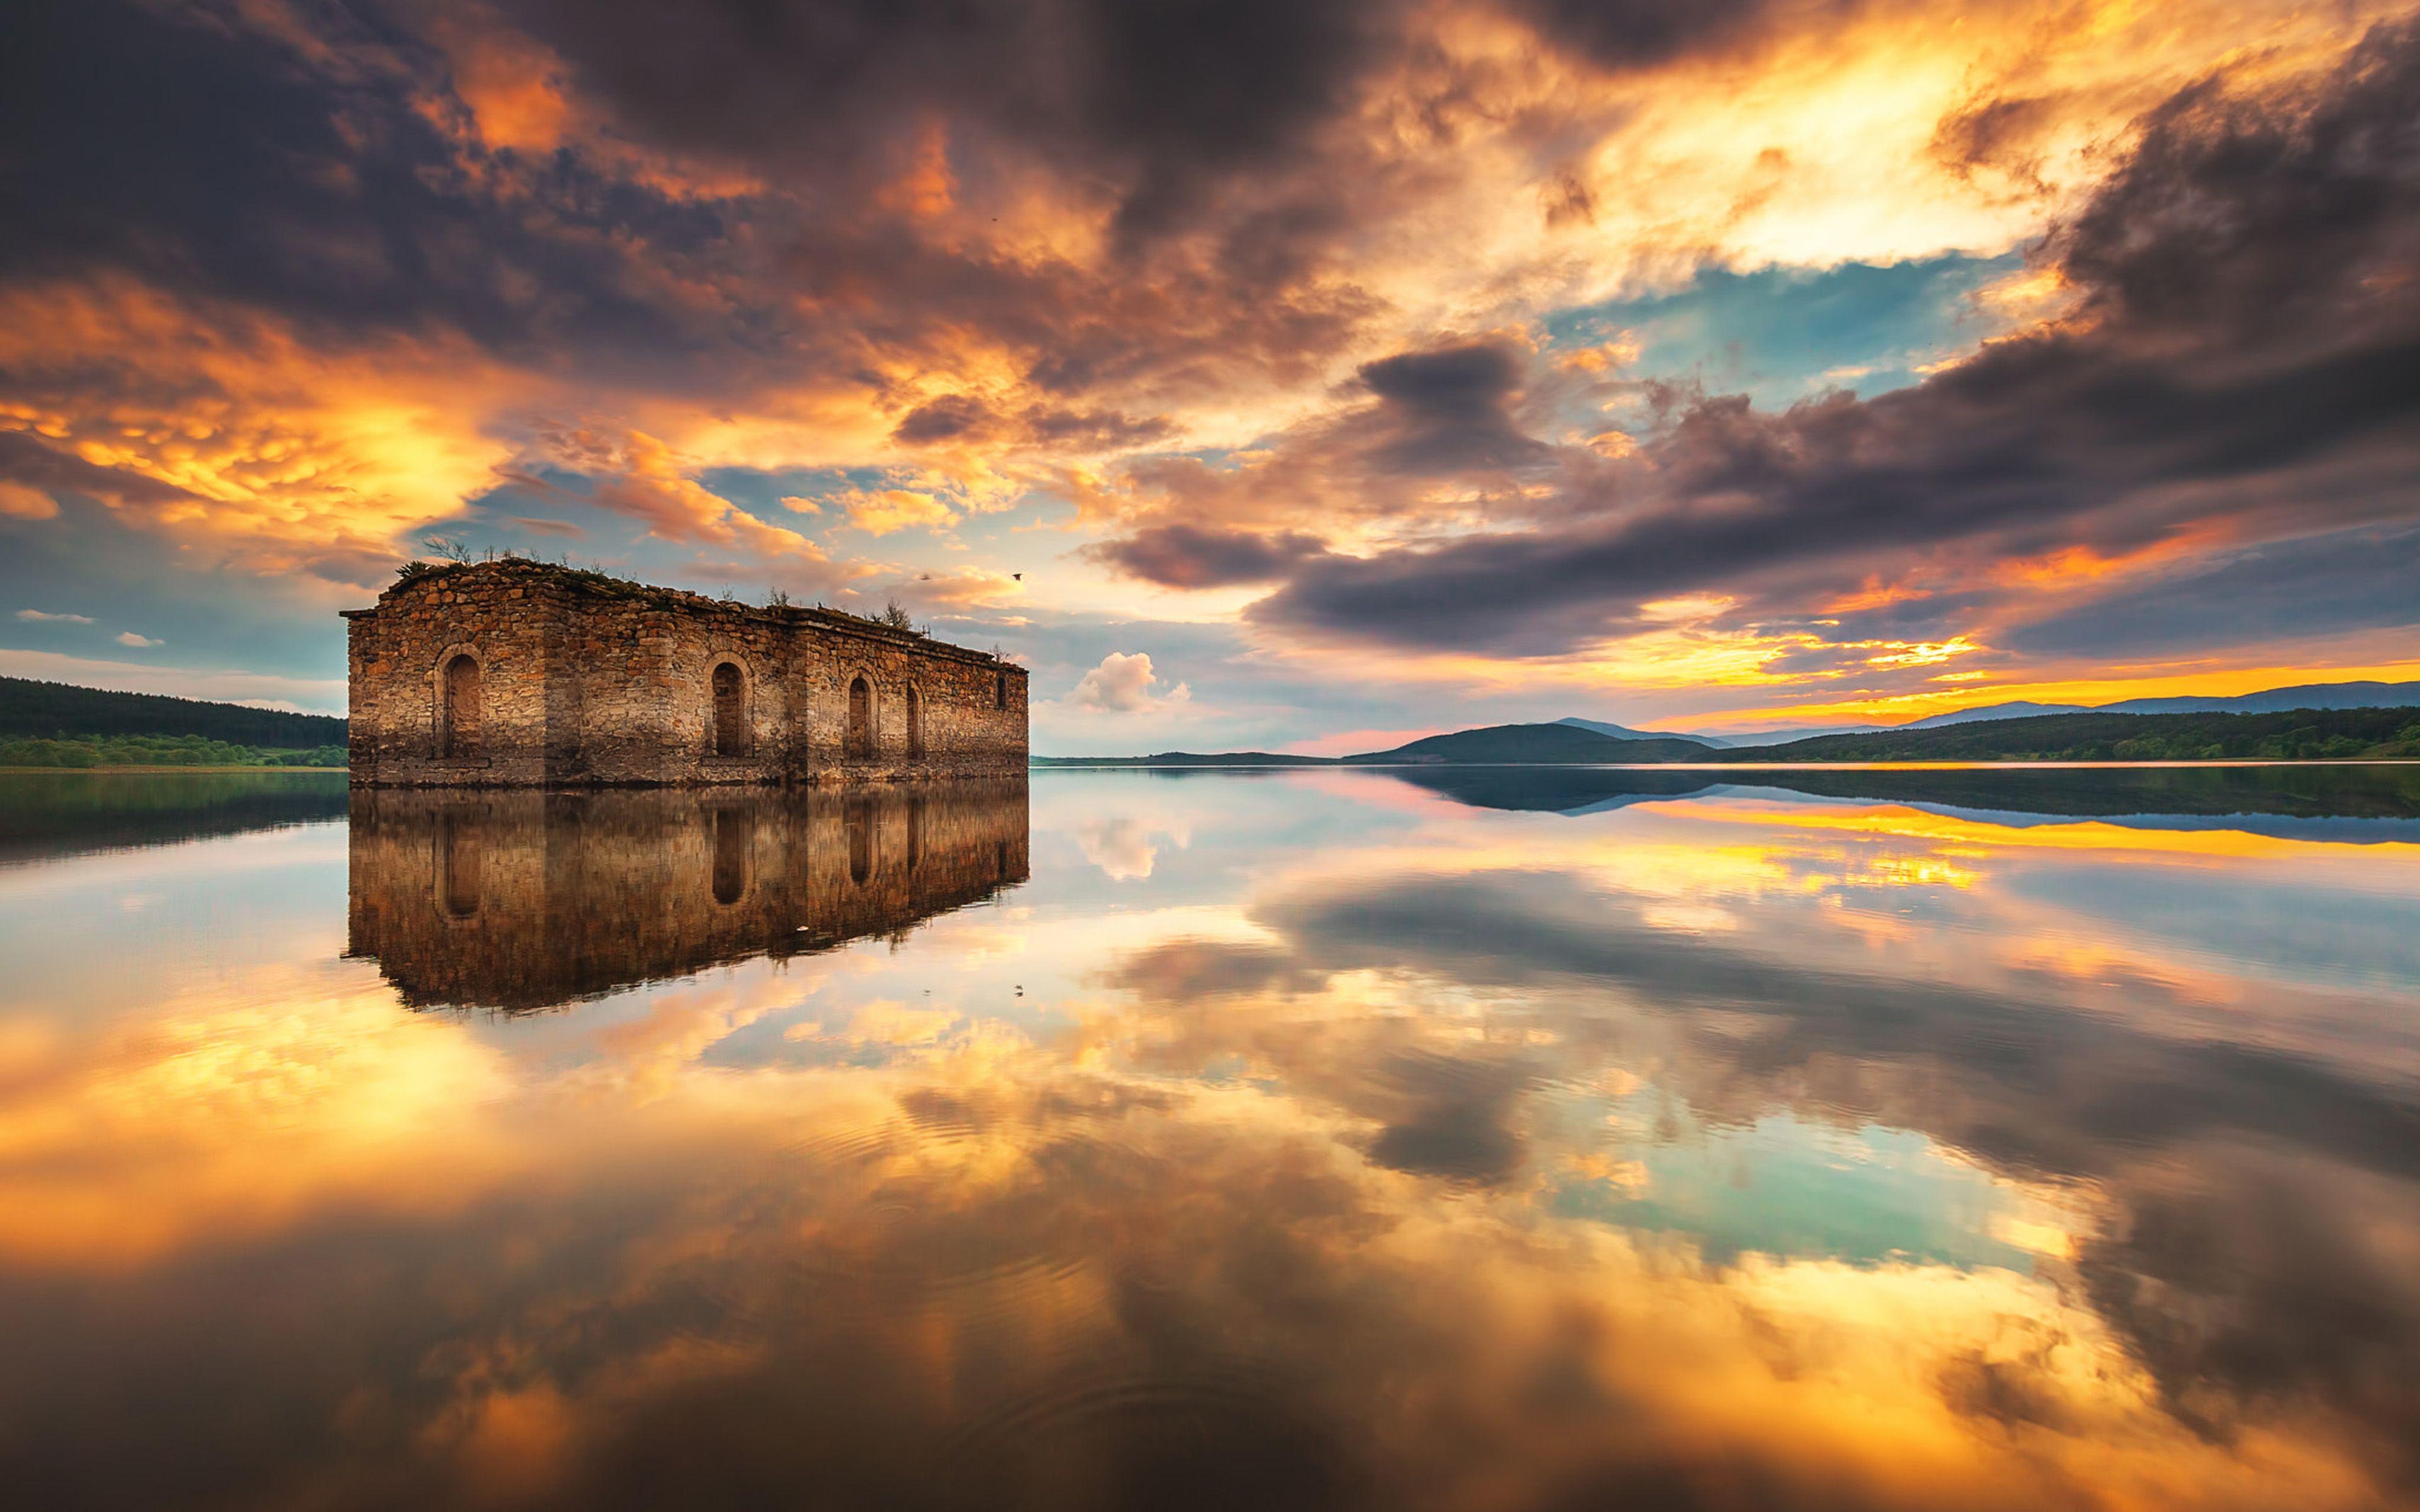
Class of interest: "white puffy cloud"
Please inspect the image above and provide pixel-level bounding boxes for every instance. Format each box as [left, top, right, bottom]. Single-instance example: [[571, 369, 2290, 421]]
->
[[15, 609, 93, 623], [1064, 651, 1190, 713]]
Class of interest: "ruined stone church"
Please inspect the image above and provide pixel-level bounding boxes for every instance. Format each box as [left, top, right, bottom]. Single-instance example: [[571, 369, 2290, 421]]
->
[[344, 559, 1027, 786]]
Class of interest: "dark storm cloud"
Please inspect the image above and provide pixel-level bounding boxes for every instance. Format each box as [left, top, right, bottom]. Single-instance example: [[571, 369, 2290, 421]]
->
[[0, 0, 1409, 430], [495, 0, 1408, 241], [1353, 343, 1550, 474], [892, 395, 996, 444], [1085, 525, 1332, 589], [1219, 23, 2420, 656], [2004, 524, 2420, 657], [1506, 0, 1831, 71], [894, 394, 1173, 452], [0, 0, 753, 380]]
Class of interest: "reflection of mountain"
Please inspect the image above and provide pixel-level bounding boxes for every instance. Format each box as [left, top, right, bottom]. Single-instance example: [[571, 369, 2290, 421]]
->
[[1389, 762, 2420, 829], [0, 770, 349, 864], [347, 781, 1028, 1011]]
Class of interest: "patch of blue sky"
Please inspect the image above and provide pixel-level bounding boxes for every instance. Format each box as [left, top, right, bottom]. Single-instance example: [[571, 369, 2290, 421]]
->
[[1548, 1102, 2046, 1272], [698, 463, 887, 521], [1547, 253, 2023, 410]]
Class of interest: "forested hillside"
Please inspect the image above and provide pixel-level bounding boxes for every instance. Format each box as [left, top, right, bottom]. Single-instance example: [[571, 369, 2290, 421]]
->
[[0, 677, 344, 745], [1729, 707, 2420, 764], [1343, 723, 1712, 764]]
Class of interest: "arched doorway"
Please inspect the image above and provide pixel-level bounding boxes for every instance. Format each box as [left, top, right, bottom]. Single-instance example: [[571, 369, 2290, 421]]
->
[[439, 653, 480, 757], [847, 675, 873, 759], [712, 662, 747, 756], [904, 684, 924, 758]]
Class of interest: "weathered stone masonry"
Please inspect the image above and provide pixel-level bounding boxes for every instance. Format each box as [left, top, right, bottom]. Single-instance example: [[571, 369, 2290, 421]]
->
[[345, 559, 1027, 786]]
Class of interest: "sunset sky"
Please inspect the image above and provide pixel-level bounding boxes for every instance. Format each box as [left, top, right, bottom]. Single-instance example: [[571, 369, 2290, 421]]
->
[[3, 0, 2416, 753]]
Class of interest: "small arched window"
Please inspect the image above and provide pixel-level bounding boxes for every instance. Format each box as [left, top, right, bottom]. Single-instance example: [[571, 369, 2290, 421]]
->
[[905, 684, 924, 758], [712, 662, 747, 756], [994, 670, 1008, 711], [847, 675, 873, 759], [439, 653, 481, 757]]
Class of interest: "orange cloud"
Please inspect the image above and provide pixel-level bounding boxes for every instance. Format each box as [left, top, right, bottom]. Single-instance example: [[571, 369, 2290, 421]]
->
[[560, 429, 837, 563], [831, 488, 959, 536], [0, 275, 516, 579]]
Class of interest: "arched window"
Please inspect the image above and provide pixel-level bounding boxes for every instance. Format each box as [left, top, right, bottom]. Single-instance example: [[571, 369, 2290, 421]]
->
[[994, 670, 1008, 711], [905, 794, 926, 873], [905, 684, 924, 758], [712, 662, 747, 756], [847, 675, 873, 759], [439, 653, 481, 757], [712, 809, 749, 905]]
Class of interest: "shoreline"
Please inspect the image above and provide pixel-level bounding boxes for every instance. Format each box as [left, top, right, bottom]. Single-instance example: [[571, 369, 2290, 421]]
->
[[1028, 759, 2420, 771], [0, 765, 346, 775]]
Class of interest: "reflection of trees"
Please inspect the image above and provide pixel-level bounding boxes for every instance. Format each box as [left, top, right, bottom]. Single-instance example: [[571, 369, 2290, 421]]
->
[[1389, 763, 2420, 822], [0, 770, 349, 863], [347, 782, 1028, 1011]]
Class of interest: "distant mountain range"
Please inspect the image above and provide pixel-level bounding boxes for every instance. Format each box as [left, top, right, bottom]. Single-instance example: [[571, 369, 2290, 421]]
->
[[1617, 679, 2420, 747], [1028, 751, 1329, 768], [1035, 682, 2420, 764], [1553, 716, 1723, 745], [1339, 723, 1713, 764]]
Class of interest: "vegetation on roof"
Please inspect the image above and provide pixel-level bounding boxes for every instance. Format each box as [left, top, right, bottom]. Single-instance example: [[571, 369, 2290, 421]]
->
[[383, 554, 1026, 660]]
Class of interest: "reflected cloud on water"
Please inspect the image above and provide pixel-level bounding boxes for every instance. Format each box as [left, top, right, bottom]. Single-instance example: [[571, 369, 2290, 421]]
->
[[0, 767, 2416, 1509]]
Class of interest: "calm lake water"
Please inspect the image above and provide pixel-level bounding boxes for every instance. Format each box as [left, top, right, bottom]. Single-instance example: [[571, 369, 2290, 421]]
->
[[3, 765, 2418, 1510]]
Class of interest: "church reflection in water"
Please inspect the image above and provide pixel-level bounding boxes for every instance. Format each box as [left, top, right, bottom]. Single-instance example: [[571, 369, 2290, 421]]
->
[[346, 780, 1029, 1011]]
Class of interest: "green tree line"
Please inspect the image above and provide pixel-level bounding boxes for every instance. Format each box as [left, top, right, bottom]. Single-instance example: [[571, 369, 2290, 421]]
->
[[0, 734, 347, 769], [0, 676, 345, 745]]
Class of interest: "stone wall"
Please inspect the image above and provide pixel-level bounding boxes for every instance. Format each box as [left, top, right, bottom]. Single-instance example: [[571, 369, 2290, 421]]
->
[[347, 560, 1026, 786], [347, 781, 1030, 1011], [346, 568, 559, 786]]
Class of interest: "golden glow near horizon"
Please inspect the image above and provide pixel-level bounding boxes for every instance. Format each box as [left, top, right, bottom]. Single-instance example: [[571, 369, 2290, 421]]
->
[[1680, 660, 2420, 735]]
